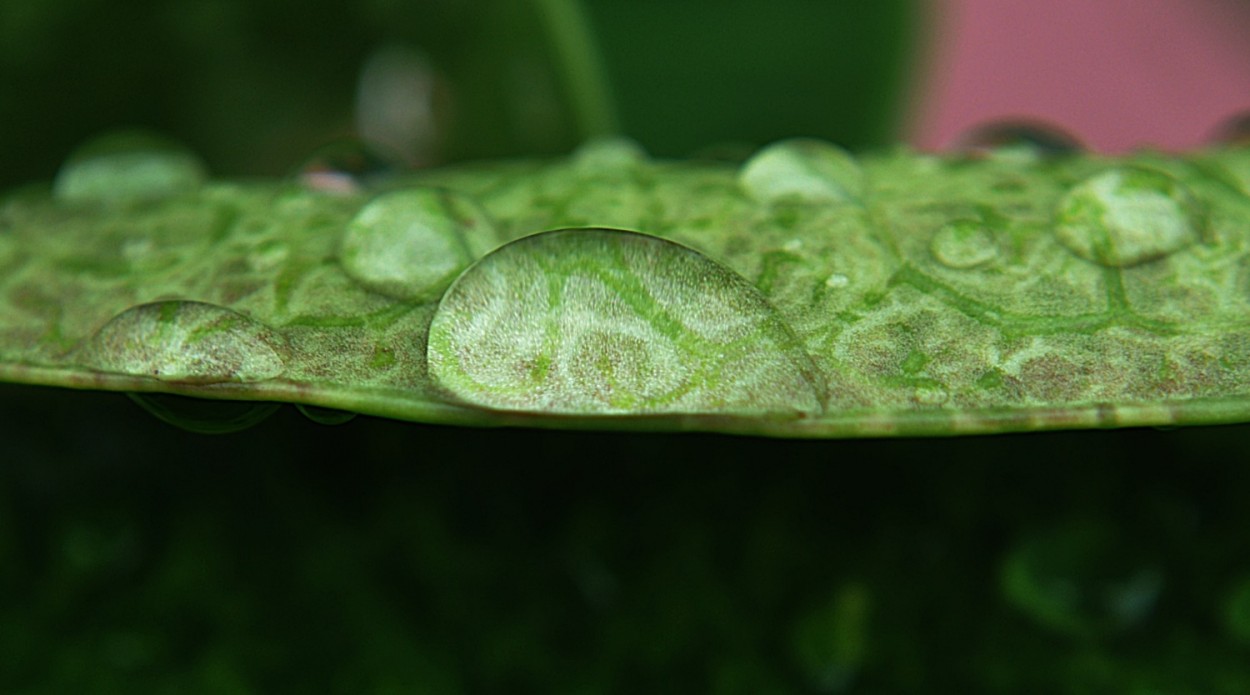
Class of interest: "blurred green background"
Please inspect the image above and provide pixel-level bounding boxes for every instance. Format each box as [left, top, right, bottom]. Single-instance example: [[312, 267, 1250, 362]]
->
[[4, 1, 1250, 692]]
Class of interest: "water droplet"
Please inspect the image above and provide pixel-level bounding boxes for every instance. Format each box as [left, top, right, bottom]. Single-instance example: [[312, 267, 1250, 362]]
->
[[1001, 519, 1163, 637], [571, 136, 648, 172], [82, 300, 288, 384], [427, 228, 825, 416], [340, 187, 499, 301], [1054, 167, 1203, 267], [930, 219, 998, 269], [53, 130, 208, 203], [1209, 111, 1250, 147], [296, 139, 402, 195], [953, 119, 1084, 160], [127, 393, 280, 434], [739, 138, 863, 204], [295, 403, 358, 426]]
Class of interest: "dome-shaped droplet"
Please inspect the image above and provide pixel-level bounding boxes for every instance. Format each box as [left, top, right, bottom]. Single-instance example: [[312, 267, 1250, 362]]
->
[[339, 187, 499, 301], [427, 228, 825, 416], [930, 219, 998, 269], [738, 139, 863, 204], [953, 119, 1084, 160], [571, 136, 648, 172], [296, 139, 401, 195], [53, 130, 208, 203], [82, 301, 288, 384], [295, 403, 358, 425], [1054, 167, 1203, 267], [127, 393, 280, 434]]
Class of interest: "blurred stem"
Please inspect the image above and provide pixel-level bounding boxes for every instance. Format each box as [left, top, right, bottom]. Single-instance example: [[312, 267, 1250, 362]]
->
[[530, 0, 620, 137]]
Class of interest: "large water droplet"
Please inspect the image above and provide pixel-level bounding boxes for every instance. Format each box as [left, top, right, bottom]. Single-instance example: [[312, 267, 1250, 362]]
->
[[953, 119, 1084, 160], [296, 139, 401, 195], [739, 139, 863, 204], [340, 188, 499, 301], [82, 301, 288, 384], [1001, 519, 1163, 637], [1054, 167, 1203, 267], [53, 130, 208, 203], [930, 219, 998, 269], [127, 393, 280, 434], [427, 228, 825, 416]]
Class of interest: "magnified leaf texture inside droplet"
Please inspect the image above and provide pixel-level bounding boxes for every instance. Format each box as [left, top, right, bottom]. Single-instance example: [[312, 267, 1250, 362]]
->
[[6, 132, 1250, 436], [426, 228, 824, 416]]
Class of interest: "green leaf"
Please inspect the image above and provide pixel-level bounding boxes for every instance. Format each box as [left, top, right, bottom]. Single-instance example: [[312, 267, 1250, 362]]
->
[[5, 134, 1250, 436]]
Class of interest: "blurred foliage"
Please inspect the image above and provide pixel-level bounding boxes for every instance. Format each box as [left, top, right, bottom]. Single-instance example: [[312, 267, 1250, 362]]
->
[[4, 1, 1250, 692], [0, 0, 916, 188]]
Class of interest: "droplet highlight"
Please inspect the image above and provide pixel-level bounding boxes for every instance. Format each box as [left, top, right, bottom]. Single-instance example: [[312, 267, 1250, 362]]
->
[[1054, 167, 1202, 267], [930, 219, 998, 269], [739, 139, 863, 204], [427, 228, 825, 416], [53, 130, 208, 203], [82, 301, 288, 384], [339, 188, 499, 301]]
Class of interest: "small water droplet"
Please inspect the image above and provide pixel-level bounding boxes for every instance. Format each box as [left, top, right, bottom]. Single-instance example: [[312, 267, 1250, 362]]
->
[[1001, 519, 1163, 637], [824, 273, 850, 289], [1054, 167, 1203, 267], [295, 403, 358, 425], [82, 300, 288, 383], [54, 130, 208, 203], [930, 219, 998, 269], [427, 228, 825, 416], [739, 139, 863, 204], [296, 139, 401, 195], [572, 136, 648, 172], [953, 119, 1084, 160], [127, 393, 280, 434], [340, 187, 499, 301], [1209, 111, 1250, 147]]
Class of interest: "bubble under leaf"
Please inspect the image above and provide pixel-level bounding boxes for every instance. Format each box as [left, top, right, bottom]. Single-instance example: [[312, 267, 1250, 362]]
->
[[127, 393, 280, 434]]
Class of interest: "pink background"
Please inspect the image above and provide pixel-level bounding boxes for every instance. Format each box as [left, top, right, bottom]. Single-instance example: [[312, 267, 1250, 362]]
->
[[908, 0, 1250, 152]]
